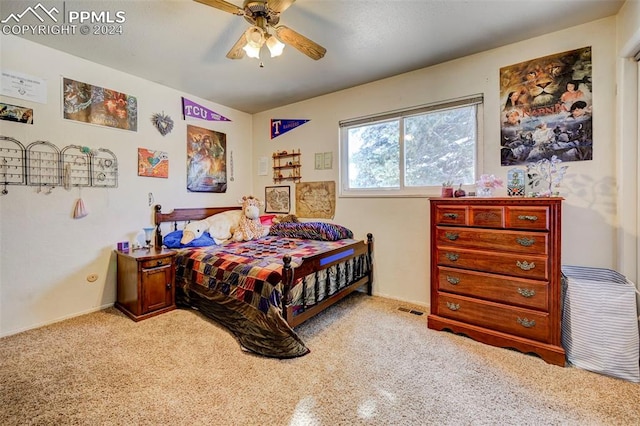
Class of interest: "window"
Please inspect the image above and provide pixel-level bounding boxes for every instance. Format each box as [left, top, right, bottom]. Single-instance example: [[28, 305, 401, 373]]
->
[[339, 95, 483, 196]]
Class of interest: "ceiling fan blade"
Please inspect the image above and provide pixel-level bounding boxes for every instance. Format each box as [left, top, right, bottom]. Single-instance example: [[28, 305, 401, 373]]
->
[[275, 25, 326, 60], [226, 29, 248, 59], [268, 0, 295, 14], [194, 0, 243, 15]]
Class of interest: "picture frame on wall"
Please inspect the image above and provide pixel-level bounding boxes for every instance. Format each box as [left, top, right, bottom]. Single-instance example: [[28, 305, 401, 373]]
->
[[264, 185, 290, 214]]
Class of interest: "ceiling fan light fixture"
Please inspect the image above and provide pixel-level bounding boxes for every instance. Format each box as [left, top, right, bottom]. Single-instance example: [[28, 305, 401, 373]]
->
[[246, 26, 264, 46], [242, 26, 266, 59], [242, 43, 261, 59], [266, 34, 285, 57]]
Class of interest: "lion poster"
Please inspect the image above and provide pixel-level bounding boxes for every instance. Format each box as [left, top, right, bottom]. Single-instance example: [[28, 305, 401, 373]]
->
[[500, 47, 593, 166]]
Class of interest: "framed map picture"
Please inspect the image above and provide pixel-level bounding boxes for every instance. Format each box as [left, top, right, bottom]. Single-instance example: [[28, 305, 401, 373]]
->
[[296, 181, 336, 219], [265, 185, 290, 214]]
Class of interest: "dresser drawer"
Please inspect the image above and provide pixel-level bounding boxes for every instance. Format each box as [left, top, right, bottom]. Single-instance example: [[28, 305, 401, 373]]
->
[[436, 293, 551, 342], [506, 206, 550, 230], [434, 206, 468, 226], [469, 206, 504, 228], [435, 226, 548, 255], [436, 247, 548, 280], [436, 266, 549, 311], [141, 256, 173, 269]]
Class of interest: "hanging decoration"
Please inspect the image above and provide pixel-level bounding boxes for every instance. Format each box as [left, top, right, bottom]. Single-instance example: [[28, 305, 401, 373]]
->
[[73, 197, 88, 219], [182, 97, 231, 122], [271, 119, 309, 139], [151, 112, 174, 136]]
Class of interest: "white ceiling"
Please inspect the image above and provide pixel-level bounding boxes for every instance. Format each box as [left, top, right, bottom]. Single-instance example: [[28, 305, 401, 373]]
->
[[3, 0, 626, 114]]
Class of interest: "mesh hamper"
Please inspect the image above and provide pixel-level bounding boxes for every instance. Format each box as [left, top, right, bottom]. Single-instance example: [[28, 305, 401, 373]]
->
[[561, 265, 640, 382]]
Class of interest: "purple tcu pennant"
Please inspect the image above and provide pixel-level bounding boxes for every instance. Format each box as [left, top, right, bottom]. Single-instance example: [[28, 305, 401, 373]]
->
[[182, 97, 231, 122], [271, 119, 310, 139]]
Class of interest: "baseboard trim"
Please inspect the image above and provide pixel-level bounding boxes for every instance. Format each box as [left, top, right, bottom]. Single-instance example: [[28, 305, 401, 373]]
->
[[0, 303, 115, 338]]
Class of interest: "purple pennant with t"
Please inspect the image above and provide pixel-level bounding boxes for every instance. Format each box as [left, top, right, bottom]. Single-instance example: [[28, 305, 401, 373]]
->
[[182, 97, 231, 122], [271, 119, 310, 139]]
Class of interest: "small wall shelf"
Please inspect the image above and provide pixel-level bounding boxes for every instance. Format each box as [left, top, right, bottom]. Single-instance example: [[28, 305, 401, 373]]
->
[[272, 150, 301, 183]]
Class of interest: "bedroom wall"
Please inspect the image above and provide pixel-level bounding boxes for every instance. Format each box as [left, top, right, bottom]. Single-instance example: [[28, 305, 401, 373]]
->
[[616, 0, 640, 286], [0, 14, 631, 336], [252, 17, 619, 307], [0, 35, 254, 337]]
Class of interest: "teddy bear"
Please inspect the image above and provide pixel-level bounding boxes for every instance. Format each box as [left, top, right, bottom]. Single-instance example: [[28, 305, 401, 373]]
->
[[232, 195, 269, 242]]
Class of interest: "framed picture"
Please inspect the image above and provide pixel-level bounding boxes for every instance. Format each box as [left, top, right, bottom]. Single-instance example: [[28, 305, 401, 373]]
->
[[507, 168, 525, 196], [264, 185, 290, 214], [138, 148, 168, 178], [323, 152, 333, 169], [0, 102, 33, 124]]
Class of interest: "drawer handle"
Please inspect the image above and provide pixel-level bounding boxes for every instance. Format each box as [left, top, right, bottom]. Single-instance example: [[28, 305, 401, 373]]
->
[[156, 260, 163, 266], [516, 237, 535, 247], [443, 213, 458, 219], [516, 260, 535, 271], [517, 317, 536, 328], [166, 283, 172, 290], [445, 253, 459, 262], [445, 232, 459, 241], [446, 275, 460, 285], [446, 302, 460, 311], [518, 215, 538, 222], [517, 288, 536, 298]]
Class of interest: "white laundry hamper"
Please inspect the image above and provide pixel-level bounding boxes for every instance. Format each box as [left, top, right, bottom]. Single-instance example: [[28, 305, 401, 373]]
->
[[561, 265, 640, 382]]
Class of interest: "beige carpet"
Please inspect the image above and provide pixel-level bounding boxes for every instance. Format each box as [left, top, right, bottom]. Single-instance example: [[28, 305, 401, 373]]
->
[[1, 292, 639, 425]]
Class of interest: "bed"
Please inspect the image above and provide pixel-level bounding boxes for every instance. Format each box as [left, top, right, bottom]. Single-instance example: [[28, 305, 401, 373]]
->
[[153, 204, 374, 358]]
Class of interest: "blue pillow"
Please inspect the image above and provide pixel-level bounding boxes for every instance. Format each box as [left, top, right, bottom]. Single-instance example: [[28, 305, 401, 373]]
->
[[163, 230, 216, 248]]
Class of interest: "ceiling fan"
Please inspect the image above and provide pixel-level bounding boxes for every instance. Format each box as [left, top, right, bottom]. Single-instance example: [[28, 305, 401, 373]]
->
[[194, 0, 326, 61]]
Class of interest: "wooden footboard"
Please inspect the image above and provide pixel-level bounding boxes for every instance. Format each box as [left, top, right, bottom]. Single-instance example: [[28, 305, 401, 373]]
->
[[281, 233, 374, 328], [153, 204, 374, 328]]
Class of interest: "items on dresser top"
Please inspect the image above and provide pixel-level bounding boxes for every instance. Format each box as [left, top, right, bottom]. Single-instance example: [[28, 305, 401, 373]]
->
[[428, 197, 565, 366]]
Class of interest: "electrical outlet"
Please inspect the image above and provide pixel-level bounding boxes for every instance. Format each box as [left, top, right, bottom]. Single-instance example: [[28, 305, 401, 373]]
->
[[87, 273, 98, 282]]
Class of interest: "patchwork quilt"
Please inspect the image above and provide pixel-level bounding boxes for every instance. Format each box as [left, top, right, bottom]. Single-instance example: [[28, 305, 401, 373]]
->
[[174, 236, 358, 358]]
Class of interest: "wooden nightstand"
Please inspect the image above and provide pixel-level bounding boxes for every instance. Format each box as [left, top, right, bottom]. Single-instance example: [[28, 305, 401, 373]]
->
[[115, 248, 176, 321]]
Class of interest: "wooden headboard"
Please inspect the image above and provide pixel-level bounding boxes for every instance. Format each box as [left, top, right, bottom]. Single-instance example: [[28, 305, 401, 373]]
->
[[153, 204, 241, 247]]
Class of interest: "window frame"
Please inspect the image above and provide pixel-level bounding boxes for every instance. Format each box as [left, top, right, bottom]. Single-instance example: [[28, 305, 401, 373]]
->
[[339, 95, 484, 198]]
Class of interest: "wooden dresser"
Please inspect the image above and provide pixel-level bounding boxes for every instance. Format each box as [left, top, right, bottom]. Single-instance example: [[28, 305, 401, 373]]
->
[[428, 197, 565, 366]]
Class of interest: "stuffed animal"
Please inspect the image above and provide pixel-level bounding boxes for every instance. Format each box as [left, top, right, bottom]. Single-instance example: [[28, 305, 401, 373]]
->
[[272, 214, 299, 224], [180, 220, 210, 245], [207, 209, 242, 244], [232, 195, 269, 242], [180, 210, 243, 245]]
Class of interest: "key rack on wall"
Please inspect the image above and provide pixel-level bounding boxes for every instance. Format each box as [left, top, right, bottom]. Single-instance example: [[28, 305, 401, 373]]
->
[[0, 136, 118, 192]]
